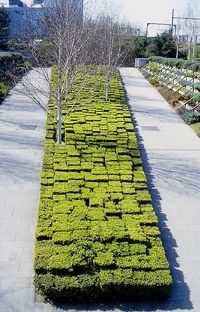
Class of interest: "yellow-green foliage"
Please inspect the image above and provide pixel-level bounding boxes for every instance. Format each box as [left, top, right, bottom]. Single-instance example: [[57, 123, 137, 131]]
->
[[0, 82, 9, 101], [149, 77, 159, 85], [34, 68, 172, 302], [147, 62, 159, 72]]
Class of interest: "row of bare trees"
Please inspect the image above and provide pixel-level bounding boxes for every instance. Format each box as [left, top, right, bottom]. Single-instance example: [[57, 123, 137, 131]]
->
[[174, 1, 200, 59], [10, 0, 134, 144]]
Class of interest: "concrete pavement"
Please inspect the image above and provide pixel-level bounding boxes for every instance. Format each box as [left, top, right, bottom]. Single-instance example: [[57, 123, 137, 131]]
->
[[119, 68, 200, 311], [0, 69, 51, 312]]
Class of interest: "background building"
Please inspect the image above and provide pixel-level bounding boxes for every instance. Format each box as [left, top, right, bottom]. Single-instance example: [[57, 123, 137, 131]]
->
[[7, 7, 45, 39], [5, 0, 83, 39]]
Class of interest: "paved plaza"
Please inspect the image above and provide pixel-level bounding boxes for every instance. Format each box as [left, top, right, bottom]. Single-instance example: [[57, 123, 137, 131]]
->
[[0, 68, 200, 311]]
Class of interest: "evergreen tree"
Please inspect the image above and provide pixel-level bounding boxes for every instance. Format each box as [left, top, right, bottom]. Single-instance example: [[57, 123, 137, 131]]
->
[[154, 31, 176, 57], [145, 31, 176, 58], [0, 6, 10, 48]]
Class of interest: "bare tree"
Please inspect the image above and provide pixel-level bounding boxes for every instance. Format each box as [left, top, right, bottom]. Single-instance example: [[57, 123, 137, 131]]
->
[[41, 0, 97, 143], [4, 1, 133, 144], [184, 1, 200, 60], [8, 0, 102, 144], [175, 21, 183, 59], [94, 15, 134, 101]]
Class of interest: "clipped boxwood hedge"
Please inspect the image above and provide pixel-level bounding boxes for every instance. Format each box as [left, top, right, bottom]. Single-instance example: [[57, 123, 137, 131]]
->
[[34, 68, 172, 302]]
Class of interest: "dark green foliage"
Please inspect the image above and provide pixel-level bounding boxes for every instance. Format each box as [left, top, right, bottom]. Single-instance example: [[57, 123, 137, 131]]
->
[[182, 110, 200, 125], [152, 31, 176, 58], [120, 30, 185, 65], [34, 269, 172, 302], [0, 7, 10, 48], [143, 31, 183, 59], [0, 52, 26, 87], [34, 68, 172, 302], [0, 81, 8, 101]]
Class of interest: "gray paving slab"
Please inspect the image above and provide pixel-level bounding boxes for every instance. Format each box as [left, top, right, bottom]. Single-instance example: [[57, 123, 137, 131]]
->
[[0, 69, 53, 312], [1, 67, 199, 311], [119, 67, 200, 311]]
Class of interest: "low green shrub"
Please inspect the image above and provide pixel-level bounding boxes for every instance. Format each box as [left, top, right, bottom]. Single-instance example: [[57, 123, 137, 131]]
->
[[170, 94, 182, 105], [34, 67, 172, 302], [182, 110, 200, 125], [147, 62, 159, 72], [0, 82, 9, 101], [149, 77, 159, 86], [186, 71, 198, 78]]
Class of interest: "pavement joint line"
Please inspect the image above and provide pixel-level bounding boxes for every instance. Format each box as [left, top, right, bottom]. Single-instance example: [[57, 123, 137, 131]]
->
[[138, 148, 200, 151], [0, 147, 44, 150], [0, 190, 40, 191]]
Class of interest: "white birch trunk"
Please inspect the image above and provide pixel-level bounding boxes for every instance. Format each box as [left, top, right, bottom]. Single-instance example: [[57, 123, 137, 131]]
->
[[105, 68, 110, 101], [57, 107, 62, 144]]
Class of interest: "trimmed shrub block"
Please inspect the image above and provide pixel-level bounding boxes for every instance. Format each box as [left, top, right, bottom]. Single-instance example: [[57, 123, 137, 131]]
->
[[34, 67, 172, 302]]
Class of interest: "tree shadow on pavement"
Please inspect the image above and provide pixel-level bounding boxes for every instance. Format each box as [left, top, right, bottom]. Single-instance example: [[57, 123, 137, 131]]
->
[[121, 83, 193, 311]]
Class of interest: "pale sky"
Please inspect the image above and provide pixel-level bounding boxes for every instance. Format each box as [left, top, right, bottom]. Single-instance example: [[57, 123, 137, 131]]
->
[[6, 0, 200, 36], [112, 0, 187, 26], [86, 0, 200, 35]]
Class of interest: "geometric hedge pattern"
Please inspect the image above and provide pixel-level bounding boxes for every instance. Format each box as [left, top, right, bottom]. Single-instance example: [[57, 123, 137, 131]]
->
[[34, 69, 172, 302]]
